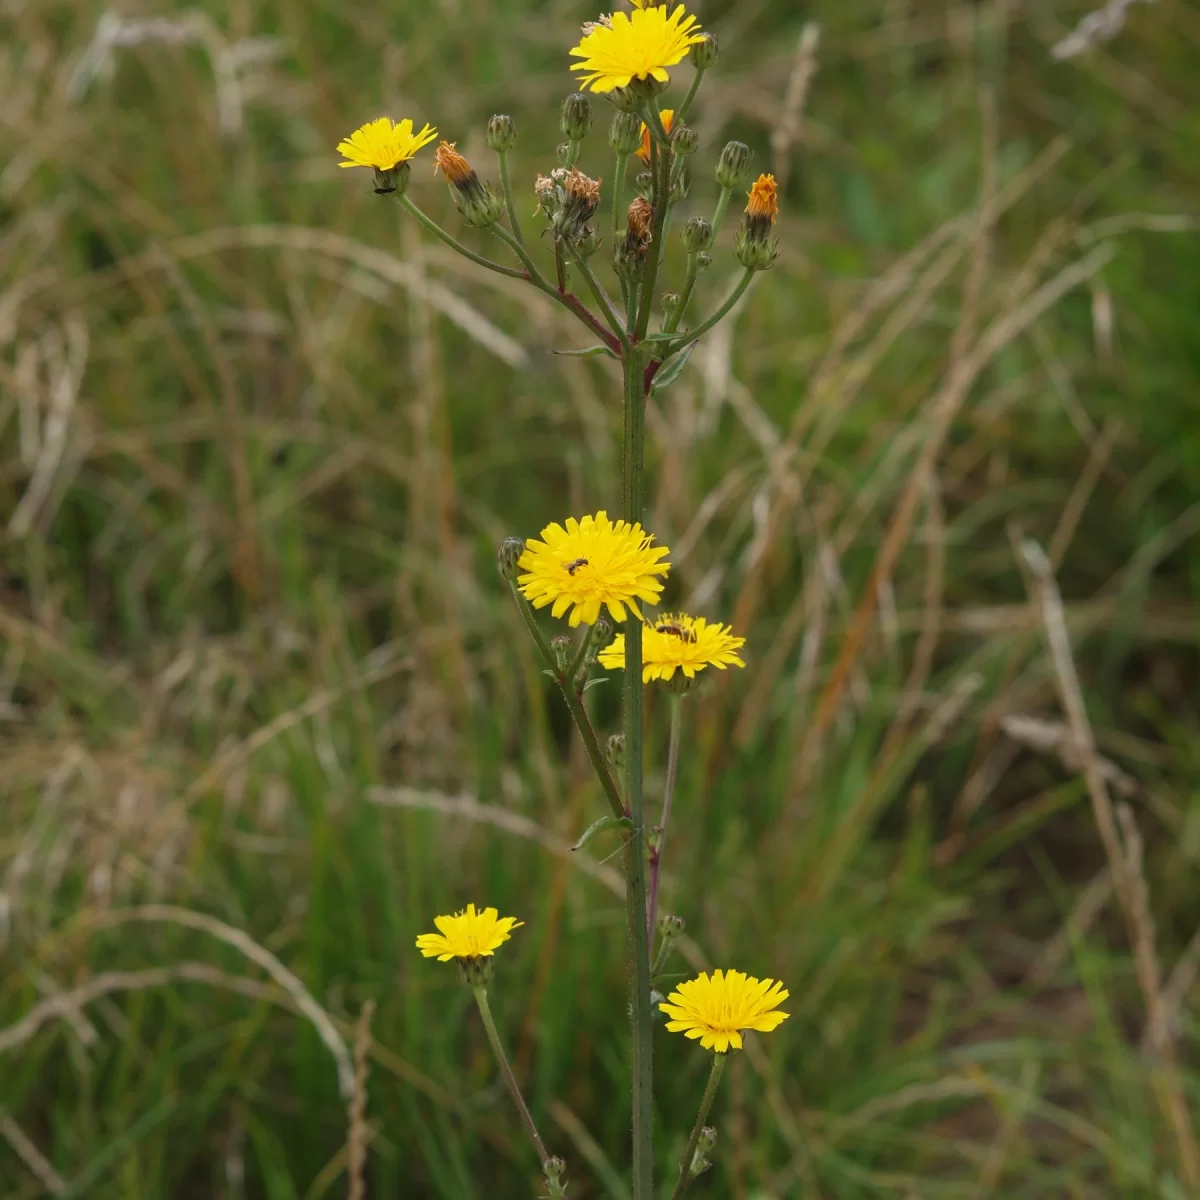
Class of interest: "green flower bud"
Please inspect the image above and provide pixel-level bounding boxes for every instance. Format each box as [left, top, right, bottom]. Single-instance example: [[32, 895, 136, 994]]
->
[[662, 291, 681, 315], [486, 114, 516, 152], [497, 536, 526, 580], [669, 164, 690, 204], [658, 912, 686, 938], [555, 141, 572, 165], [606, 733, 625, 771], [696, 251, 712, 270], [634, 168, 654, 198], [698, 1127, 717, 1152], [716, 139, 752, 189], [672, 124, 698, 156], [683, 216, 713, 253], [689, 31, 719, 71], [689, 1126, 717, 1178], [455, 955, 494, 987], [550, 634, 573, 670], [372, 161, 410, 196], [609, 110, 643, 156], [592, 614, 616, 648], [561, 92, 593, 141], [542, 1157, 568, 1200]]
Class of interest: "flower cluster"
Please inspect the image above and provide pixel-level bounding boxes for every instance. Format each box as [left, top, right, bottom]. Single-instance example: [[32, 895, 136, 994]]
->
[[341, 0, 792, 1191]]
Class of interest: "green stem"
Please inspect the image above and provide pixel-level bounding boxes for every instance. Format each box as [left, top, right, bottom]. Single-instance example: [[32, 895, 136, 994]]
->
[[473, 986, 551, 1165], [663, 252, 699, 335], [612, 151, 629, 267], [491, 224, 551, 290], [663, 267, 754, 354], [646, 694, 682, 941], [508, 583, 625, 820], [669, 1053, 726, 1200], [634, 106, 672, 343], [710, 186, 734, 238], [565, 138, 582, 168], [398, 196, 525, 279], [651, 931, 677, 977], [621, 349, 654, 1200], [496, 148, 527, 250], [567, 621, 599, 685], [567, 244, 630, 349], [674, 67, 705, 125]]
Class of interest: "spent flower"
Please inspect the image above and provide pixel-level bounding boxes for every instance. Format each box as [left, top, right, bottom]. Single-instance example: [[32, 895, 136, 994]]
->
[[599, 612, 745, 683], [660, 969, 790, 1052], [434, 140, 506, 227], [570, 4, 705, 93], [517, 511, 669, 626]]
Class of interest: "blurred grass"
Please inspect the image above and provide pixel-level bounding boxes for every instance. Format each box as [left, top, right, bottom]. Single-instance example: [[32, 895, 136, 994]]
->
[[2, 0, 1200, 1195]]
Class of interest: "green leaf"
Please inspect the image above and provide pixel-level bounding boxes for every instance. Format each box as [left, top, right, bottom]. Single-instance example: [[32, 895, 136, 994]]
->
[[571, 814, 632, 851], [582, 676, 609, 692], [651, 339, 698, 393], [552, 344, 617, 359]]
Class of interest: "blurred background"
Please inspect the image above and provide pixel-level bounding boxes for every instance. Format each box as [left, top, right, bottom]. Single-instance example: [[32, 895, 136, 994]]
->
[[3, 0, 1200, 1195]]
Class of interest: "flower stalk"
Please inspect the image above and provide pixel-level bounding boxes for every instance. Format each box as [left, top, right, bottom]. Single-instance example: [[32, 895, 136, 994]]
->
[[670, 1053, 725, 1200], [647, 693, 683, 940]]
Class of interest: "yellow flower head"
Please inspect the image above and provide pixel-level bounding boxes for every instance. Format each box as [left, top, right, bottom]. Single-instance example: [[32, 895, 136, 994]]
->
[[599, 612, 746, 682], [660, 969, 790, 1053], [637, 108, 674, 164], [570, 5, 705, 93], [337, 117, 438, 171], [745, 173, 779, 224], [415, 904, 523, 962], [517, 511, 670, 627]]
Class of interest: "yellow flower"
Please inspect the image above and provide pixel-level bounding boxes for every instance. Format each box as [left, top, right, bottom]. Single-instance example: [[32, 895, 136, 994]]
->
[[517, 511, 670, 627], [636, 108, 674, 164], [337, 117, 438, 171], [660, 969, 790, 1053], [599, 612, 745, 682], [745, 173, 779, 223], [415, 904, 523, 962], [570, 5, 705, 93]]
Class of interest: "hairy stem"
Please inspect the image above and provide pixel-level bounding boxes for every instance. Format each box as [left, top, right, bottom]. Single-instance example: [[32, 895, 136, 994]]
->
[[669, 1053, 725, 1200], [664, 267, 754, 353], [398, 196, 525, 279], [473, 987, 551, 1165], [647, 693, 683, 941], [496, 149, 527, 250], [622, 345, 654, 1200], [567, 244, 631, 349]]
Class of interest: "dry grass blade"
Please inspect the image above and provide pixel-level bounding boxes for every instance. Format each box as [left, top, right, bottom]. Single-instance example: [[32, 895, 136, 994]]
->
[[0, 1114, 66, 1194], [1019, 538, 1200, 1189], [770, 23, 821, 193], [346, 1000, 375, 1200]]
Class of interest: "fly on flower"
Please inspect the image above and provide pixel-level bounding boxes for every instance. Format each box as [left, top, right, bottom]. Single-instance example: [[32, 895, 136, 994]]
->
[[517, 512, 670, 627], [599, 612, 745, 683]]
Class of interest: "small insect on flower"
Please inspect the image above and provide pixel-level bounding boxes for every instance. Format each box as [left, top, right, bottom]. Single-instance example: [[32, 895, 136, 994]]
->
[[599, 612, 745, 683], [660, 969, 790, 1053], [569, 4, 705, 94], [415, 903, 523, 962], [517, 512, 670, 627]]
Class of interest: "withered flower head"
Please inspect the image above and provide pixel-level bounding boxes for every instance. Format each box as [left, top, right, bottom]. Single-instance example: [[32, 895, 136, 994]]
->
[[434, 140, 504, 228], [626, 196, 654, 245], [615, 195, 655, 277], [534, 167, 603, 243]]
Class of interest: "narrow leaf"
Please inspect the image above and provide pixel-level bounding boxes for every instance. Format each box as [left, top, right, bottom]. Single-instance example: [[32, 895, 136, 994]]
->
[[552, 344, 617, 359], [571, 814, 632, 851], [651, 339, 698, 393]]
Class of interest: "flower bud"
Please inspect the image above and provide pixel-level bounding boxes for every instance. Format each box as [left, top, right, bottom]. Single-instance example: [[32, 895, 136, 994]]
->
[[658, 912, 686, 938], [716, 139, 752, 189], [609, 110, 644, 156], [592, 614, 616, 648], [669, 165, 690, 204], [486, 114, 516, 153], [672, 124, 698, 156], [577, 228, 602, 259], [550, 634, 573, 671], [698, 1127, 717, 1152], [735, 172, 780, 271], [634, 168, 654, 199], [497, 536, 526, 580], [688, 1126, 717, 1179], [683, 216, 713, 253], [606, 733, 625, 771], [662, 291, 681, 316], [373, 161, 410, 196], [555, 141, 572, 165], [434, 141, 505, 227], [561, 92, 593, 141], [689, 31, 719, 71], [455, 955, 494, 988], [696, 251, 712, 270], [542, 1156, 568, 1200]]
